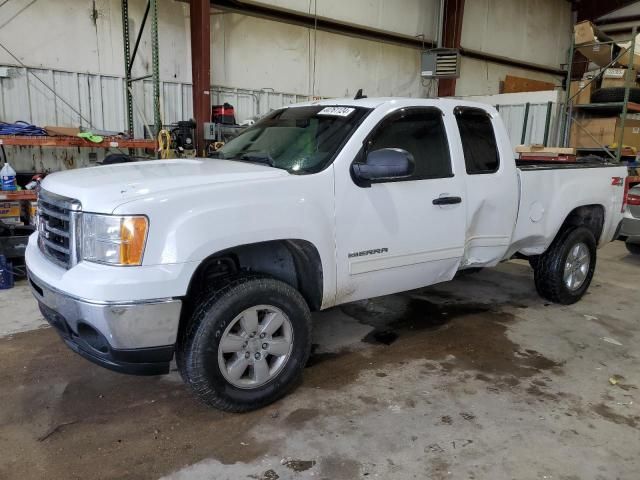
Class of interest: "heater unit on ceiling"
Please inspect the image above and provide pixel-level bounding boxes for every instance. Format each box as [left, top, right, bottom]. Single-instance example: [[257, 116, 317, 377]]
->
[[421, 48, 461, 79]]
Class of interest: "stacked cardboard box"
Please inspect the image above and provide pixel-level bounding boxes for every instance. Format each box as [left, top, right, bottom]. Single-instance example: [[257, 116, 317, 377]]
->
[[570, 22, 640, 150], [574, 21, 640, 70], [570, 115, 640, 150], [0, 201, 22, 225], [569, 79, 594, 105]]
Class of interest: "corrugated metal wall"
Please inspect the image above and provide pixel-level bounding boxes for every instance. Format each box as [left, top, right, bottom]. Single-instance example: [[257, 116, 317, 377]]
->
[[461, 91, 564, 149], [498, 102, 563, 147], [0, 66, 310, 172]]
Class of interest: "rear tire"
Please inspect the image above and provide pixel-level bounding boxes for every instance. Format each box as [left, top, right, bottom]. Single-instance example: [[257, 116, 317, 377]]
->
[[591, 87, 640, 104], [177, 275, 312, 412], [626, 241, 640, 255], [533, 227, 596, 305]]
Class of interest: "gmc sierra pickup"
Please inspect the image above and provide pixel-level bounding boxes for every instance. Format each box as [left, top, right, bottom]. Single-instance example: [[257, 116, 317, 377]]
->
[[26, 98, 627, 412]]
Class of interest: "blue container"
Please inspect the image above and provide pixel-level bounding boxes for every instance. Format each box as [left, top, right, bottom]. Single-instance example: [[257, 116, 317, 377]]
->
[[0, 255, 14, 290]]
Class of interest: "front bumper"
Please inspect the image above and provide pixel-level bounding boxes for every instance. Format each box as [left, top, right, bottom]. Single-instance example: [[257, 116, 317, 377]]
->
[[28, 271, 181, 375]]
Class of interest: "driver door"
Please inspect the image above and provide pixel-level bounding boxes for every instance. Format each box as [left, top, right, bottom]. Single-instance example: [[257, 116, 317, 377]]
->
[[334, 107, 466, 304]]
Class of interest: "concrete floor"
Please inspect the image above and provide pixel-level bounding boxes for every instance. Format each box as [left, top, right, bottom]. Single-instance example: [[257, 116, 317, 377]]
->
[[1, 242, 639, 480]]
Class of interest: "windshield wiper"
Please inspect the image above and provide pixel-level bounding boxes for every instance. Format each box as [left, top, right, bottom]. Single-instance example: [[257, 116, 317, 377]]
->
[[238, 152, 276, 167]]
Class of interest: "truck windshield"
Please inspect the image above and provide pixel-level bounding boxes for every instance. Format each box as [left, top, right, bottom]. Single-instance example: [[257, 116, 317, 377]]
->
[[214, 105, 370, 174]]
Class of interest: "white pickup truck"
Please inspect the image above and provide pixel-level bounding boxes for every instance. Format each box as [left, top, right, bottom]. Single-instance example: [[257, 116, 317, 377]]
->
[[26, 98, 627, 412]]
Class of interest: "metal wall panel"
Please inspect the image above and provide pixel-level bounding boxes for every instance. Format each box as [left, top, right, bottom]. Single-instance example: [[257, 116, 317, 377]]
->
[[0, 66, 312, 172], [498, 102, 561, 148]]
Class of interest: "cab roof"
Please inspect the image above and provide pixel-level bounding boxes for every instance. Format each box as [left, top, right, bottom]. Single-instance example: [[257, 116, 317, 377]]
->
[[291, 96, 496, 114]]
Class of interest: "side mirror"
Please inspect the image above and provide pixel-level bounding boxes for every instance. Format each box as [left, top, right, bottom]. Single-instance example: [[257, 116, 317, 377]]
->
[[352, 148, 415, 185]]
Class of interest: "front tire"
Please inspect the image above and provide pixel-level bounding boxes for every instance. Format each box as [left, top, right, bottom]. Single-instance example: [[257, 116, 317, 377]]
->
[[533, 227, 596, 305], [177, 275, 312, 412]]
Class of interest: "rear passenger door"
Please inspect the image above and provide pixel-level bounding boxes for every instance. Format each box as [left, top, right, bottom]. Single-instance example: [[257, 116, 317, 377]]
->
[[334, 107, 467, 303], [453, 107, 519, 266]]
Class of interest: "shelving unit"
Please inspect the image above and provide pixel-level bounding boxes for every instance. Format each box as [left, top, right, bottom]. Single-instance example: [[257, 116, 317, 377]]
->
[[563, 25, 638, 163], [0, 135, 156, 149]]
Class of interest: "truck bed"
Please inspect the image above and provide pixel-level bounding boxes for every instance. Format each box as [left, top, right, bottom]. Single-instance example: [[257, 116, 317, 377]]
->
[[507, 161, 627, 258]]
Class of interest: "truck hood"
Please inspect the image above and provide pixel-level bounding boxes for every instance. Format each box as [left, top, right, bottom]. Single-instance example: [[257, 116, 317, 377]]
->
[[41, 158, 289, 212]]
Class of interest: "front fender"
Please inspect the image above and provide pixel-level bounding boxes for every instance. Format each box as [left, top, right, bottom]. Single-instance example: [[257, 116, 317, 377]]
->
[[113, 169, 337, 304]]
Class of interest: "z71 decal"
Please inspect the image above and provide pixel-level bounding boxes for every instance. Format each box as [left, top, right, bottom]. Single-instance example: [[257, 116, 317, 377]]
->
[[348, 248, 388, 259]]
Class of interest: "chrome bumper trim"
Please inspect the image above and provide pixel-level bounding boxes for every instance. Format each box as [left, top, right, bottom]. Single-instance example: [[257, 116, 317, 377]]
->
[[27, 269, 181, 350]]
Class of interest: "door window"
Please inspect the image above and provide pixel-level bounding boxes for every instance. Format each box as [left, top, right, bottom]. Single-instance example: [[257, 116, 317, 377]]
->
[[364, 108, 452, 181], [454, 107, 500, 174]]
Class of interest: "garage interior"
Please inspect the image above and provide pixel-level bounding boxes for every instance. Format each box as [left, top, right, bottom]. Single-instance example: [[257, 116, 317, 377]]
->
[[2, 1, 640, 479]]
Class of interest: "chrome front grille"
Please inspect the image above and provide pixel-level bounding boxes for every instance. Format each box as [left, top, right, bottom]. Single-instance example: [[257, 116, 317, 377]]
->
[[37, 190, 81, 269]]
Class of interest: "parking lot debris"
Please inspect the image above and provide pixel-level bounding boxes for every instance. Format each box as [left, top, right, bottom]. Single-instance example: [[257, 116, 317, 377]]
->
[[280, 458, 316, 472], [609, 375, 627, 386], [602, 337, 623, 346]]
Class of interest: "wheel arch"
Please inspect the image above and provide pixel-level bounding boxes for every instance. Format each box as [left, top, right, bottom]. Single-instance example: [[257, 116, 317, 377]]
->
[[555, 204, 606, 245], [181, 239, 324, 318]]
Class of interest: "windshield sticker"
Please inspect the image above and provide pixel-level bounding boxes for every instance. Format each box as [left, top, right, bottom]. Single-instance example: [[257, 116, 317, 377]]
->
[[317, 107, 356, 117]]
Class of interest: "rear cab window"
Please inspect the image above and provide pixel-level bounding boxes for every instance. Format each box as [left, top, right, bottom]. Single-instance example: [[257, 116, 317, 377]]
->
[[454, 107, 500, 174]]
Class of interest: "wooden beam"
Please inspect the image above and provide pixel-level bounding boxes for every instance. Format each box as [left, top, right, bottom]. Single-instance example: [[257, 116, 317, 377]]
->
[[438, 0, 465, 97], [502, 75, 556, 94]]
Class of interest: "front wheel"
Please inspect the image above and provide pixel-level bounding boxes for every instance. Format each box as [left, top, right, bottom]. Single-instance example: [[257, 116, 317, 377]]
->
[[533, 227, 596, 305], [177, 275, 312, 412]]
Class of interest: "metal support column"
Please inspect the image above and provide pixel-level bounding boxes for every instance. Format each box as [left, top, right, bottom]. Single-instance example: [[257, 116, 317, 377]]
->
[[615, 24, 637, 163], [150, 0, 161, 137], [521, 102, 530, 145], [438, 0, 465, 97], [543, 101, 552, 146], [122, 0, 134, 136], [190, 0, 211, 155], [562, 38, 575, 147]]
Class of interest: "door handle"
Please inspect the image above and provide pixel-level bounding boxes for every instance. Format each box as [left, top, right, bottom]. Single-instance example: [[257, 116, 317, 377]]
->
[[432, 196, 462, 205]]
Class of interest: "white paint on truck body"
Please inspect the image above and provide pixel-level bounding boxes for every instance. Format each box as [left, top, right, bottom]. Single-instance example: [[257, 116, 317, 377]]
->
[[27, 97, 626, 311]]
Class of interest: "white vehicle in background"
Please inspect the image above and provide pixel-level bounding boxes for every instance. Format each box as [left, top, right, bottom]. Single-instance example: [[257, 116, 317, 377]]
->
[[619, 183, 640, 254], [26, 97, 627, 412]]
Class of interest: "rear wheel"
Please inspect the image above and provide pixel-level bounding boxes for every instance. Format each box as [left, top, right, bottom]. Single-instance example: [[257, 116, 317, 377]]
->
[[626, 241, 640, 255], [533, 227, 596, 304], [177, 275, 312, 412]]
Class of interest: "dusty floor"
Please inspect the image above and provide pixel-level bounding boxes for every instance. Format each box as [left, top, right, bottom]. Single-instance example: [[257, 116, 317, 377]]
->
[[1, 242, 639, 480]]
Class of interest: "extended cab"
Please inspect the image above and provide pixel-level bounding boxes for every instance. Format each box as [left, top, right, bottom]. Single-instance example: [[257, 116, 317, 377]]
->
[[26, 98, 627, 411]]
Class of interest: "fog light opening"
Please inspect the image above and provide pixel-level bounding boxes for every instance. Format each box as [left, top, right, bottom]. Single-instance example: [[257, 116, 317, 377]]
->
[[77, 323, 110, 354]]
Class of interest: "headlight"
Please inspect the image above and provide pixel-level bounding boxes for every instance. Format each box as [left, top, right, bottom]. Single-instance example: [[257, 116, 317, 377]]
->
[[81, 214, 148, 266]]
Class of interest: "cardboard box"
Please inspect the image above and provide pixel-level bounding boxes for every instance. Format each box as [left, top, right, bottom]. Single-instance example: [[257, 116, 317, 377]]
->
[[44, 126, 80, 137], [601, 68, 638, 88], [570, 80, 594, 105], [574, 20, 640, 69], [570, 117, 640, 149], [616, 38, 640, 70], [574, 21, 598, 45], [0, 201, 21, 224], [577, 43, 614, 68]]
